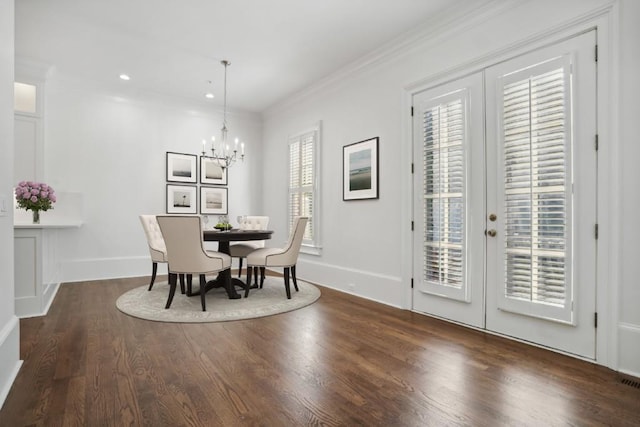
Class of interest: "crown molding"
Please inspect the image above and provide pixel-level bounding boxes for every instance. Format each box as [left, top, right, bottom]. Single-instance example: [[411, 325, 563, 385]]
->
[[262, 0, 519, 118], [404, 0, 615, 93]]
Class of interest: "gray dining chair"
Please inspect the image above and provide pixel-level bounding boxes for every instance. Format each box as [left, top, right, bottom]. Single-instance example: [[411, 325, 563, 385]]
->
[[156, 215, 232, 311], [246, 216, 308, 299]]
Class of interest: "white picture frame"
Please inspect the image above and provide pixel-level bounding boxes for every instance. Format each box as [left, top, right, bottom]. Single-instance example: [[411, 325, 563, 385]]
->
[[166, 152, 197, 183], [166, 184, 197, 214], [200, 156, 228, 185], [200, 186, 228, 215], [343, 137, 379, 200]]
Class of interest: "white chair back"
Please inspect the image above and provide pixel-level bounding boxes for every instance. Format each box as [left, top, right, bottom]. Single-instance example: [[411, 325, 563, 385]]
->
[[239, 216, 270, 248], [157, 215, 229, 274], [282, 216, 308, 263], [139, 215, 167, 262]]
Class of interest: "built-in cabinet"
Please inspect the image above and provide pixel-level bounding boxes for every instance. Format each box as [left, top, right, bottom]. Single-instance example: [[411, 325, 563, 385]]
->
[[14, 223, 80, 318]]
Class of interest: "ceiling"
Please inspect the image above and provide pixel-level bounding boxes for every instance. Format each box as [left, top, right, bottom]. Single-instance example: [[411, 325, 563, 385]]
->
[[15, 0, 488, 113]]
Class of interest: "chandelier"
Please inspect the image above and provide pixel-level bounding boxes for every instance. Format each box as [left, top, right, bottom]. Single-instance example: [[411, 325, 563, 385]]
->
[[202, 60, 245, 169]]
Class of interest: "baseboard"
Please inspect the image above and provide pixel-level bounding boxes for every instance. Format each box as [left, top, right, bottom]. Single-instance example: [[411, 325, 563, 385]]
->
[[0, 316, 22, 410], [61, 256, 167, 283], [42, 282, 60, 315], [295, 258, 404, 308], [15, 282, 61, 319], [618, 322, 640, 378]]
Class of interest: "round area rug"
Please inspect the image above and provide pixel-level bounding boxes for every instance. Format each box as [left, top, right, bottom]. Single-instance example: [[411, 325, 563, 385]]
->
[[116, 277, 321, 323]]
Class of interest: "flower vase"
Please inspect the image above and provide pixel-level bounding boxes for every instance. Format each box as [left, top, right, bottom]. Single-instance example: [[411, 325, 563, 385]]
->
[[32, 210, 40, 224]]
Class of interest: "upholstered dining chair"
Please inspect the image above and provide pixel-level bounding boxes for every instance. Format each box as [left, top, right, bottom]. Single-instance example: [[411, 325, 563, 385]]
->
[[229, 216, 270, 279], [246, 216, 308, 299], [139, 215, 189, 295], [139, 215, 168, 291], [156, 215, 232, 311]]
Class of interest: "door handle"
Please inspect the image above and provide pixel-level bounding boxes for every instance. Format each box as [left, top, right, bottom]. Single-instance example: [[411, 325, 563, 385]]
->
[[489, 213, 497, 221], [487, 229, 497, 237]]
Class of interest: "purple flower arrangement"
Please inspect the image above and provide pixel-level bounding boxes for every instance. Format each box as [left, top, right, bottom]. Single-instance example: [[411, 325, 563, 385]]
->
[[14, 181, 57, 212]]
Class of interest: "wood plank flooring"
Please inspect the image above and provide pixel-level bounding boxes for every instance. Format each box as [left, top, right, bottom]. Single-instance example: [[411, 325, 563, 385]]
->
[[1, 275, 639, 426]]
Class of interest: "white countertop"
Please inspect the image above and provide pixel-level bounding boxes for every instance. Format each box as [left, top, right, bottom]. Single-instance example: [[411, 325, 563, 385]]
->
[[14, 220, 83, 229]]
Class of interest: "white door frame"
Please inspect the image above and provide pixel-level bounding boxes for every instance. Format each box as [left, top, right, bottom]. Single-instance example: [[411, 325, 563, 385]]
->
[[401, 9, 616, 368]]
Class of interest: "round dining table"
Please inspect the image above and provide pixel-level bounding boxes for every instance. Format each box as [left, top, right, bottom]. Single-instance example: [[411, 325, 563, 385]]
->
[[203, 229, 273, 299]]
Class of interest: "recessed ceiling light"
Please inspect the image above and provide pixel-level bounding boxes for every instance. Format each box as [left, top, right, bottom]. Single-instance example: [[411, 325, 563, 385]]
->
[[205, 93, 214, 99], [119, 74, 130, 81]]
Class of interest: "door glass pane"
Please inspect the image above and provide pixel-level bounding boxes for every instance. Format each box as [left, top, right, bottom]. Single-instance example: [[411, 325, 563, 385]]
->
[[423, 98, 465, 289], [503, 63, 569, 307]]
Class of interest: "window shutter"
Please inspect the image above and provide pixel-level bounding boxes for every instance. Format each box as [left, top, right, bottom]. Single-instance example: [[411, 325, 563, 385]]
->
[[289, 130, 316, 243], [423, 98, 465, 289], [502, 66, 568, 307]]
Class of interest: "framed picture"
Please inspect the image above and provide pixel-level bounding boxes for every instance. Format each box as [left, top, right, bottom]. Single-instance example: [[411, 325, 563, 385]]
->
[[166, 184, 197, 214], [200, 186, 228, 215], [343, 137, 379, 201], [200, 156, 228, 185], [166, 152, 197, 183]]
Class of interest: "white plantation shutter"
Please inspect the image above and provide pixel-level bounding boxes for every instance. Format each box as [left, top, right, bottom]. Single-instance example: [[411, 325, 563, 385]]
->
[[289, 125, 320, 250], [499, 56, 573, 319], [422, 93, 467, 299]]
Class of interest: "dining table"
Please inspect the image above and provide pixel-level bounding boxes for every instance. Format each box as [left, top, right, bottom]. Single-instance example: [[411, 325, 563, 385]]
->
[[202, 228, 274, 299]]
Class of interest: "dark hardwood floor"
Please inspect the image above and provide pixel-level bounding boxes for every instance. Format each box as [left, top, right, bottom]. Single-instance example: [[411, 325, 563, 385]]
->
[[1, 275, 639, 426]]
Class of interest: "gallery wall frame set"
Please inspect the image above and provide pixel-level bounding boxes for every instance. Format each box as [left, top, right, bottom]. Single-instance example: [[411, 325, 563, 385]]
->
[[343, 137, 379, 201], [200, 186, 228, 215], [165, 151, 229, 214], [166, 184, 197, 214], [166, 152, 197, 183], [200, 156, 228, 185]]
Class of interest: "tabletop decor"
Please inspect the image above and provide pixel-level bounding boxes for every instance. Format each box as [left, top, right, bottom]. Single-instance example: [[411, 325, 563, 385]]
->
[[14, 181, 57, 223], [214, 215, 232, 230], [343, 136, 379, 200]]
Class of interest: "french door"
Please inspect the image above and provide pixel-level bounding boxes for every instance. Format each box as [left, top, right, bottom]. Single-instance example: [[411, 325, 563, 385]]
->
[[412, 72, 486, 328], [412, 30, 597, 358]]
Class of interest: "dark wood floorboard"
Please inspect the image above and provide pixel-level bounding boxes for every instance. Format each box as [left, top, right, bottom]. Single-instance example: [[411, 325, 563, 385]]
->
[[1, 274, 639, 426]]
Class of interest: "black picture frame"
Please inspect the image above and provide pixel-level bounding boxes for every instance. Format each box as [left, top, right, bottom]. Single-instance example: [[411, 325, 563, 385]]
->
[[200, 186, 228, 215], [343, 137, 379, 200], [166, 184, 197, 214], [200, 156, 228, 185], [166, 152, 197, 183]]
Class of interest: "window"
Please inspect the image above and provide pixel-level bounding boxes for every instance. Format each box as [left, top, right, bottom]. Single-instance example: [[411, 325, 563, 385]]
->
[[14, 82, 38, 114], [288, 122, 321, 254], [500, 57, 572, 311], [423, 93, 466, 295]]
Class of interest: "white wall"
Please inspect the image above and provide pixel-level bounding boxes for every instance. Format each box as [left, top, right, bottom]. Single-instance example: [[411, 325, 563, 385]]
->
[[262, 0, 639, 375], [13, 0, 637, 378], [0, 0, 21, 409], [43, 77, 263, 281]]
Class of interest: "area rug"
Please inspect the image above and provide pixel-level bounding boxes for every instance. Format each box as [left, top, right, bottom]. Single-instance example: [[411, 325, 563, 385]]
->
[[116, 277, 321, 323]]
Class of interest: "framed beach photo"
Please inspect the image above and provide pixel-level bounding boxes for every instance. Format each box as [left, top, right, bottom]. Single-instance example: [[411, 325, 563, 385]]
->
[[166, 184, 197, 214], [200, 186, 228, 215], [343, 137, 379, 201], [200, 156, 228, 185], [166, 152, 197, 183]]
